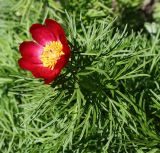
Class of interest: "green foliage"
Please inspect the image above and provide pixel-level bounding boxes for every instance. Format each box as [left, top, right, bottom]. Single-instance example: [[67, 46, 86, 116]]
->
[[153, 2, 160, 22], [0, 0, 160, 153], [116, 0, 141, 7]]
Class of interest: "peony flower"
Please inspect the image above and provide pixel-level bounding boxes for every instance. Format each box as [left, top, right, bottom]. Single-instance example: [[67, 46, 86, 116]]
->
[[18, 19, 70, 84]]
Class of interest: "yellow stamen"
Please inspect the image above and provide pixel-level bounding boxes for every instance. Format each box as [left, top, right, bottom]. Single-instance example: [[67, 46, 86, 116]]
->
[[40, 41, 64, 70]]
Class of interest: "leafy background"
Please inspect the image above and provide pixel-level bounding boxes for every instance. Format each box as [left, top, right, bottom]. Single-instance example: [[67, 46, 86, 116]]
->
[[0, 0, 160, 152]]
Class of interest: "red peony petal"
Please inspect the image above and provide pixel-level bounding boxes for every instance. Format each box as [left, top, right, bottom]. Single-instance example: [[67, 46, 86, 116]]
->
[[45, 19, 70, 57], [31, 67, 50, 78], [18, 58, 41, 71], [45, 19, 66, 40], [44, 78, 53, 84], [31, 66, 61, 83], [20, 55, 42, 64], [44, 69, 61, 84], [54, 56, 68, 70], [19, 41, 43, 58], [30, 24, 56, 46], [41, 56, 68, 84], [62, 41, 71, 56], [29, 23, 44, 32]]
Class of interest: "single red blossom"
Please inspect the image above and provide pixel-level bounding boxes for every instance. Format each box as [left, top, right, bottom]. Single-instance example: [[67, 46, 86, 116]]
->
[[18, 19, 70, 84]]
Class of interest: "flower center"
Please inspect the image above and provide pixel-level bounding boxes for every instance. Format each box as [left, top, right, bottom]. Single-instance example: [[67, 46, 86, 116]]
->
[[40, 41, 64, 70]]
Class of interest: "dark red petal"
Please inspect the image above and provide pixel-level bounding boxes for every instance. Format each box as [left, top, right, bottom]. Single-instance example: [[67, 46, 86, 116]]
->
[[45, 19, 71, 57], [20, 55, 42, 64], [19, 58, 60, 83], [54, 56, 68, 70], [28, 57, 42, 64], [30, 24, 56, 46], [44, 55, 69, 84], [32, 67, 54, 78], [44, 69, 61, 84], [30, 23, 44, 32], [44, 78, 53, 84], [30, 56, 68, 83], [18, 58, 40, 71], [19, 58, 67, 84], [62, 42, 70, 56], [42, 56, 69, 84], [45, 19, 66, 40], [31, 66, 61, 82], [19, 41, 43, 58]]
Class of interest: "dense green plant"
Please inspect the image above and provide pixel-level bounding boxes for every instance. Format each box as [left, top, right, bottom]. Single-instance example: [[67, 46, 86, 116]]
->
[[0, 0, 160, 153]]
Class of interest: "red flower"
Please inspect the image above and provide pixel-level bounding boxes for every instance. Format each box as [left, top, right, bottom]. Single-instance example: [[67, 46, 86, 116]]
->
[[18, 19, 70, 84]]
